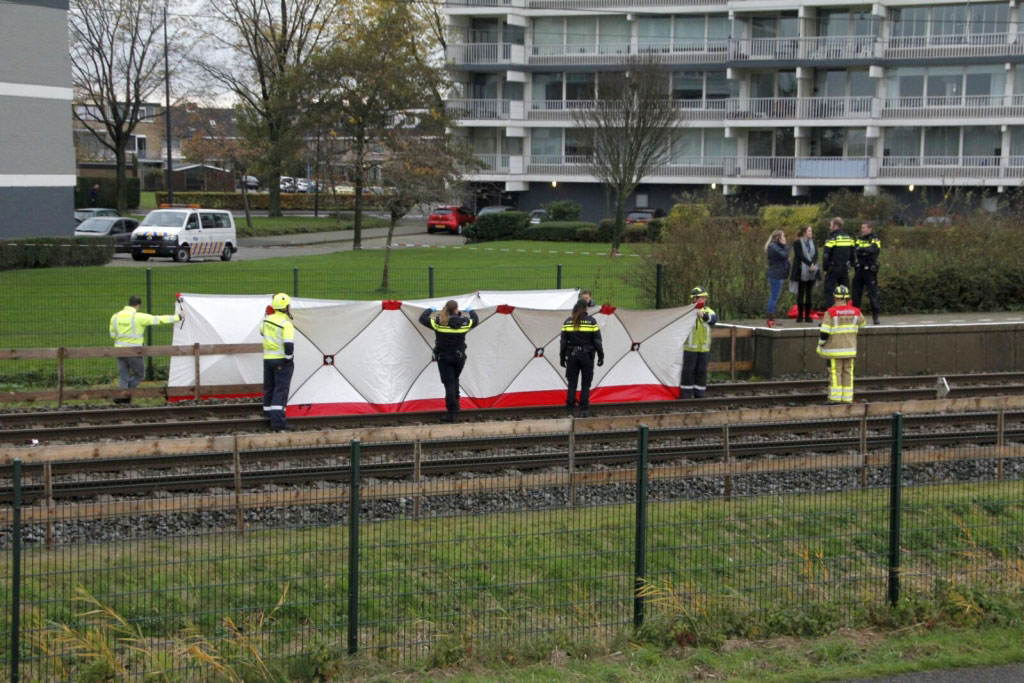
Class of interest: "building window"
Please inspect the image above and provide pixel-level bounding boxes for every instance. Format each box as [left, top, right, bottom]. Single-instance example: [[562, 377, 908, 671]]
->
[[884, 127, 921, 158], [530, 128, 562, 157]]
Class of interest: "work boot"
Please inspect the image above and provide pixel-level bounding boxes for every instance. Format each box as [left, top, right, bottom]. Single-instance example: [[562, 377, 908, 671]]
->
[[441, 412, 455, 423], [272, 424, 296, 432], [873, 315, 880, 325], [579, 408, 589, 418], [567, 405, 575, 417]]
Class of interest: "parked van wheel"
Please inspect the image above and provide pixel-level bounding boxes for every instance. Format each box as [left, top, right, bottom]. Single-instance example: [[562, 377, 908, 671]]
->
[[131, 252, 149, 262], [220, 244, 233, 261], [173, 245, 191, 262]]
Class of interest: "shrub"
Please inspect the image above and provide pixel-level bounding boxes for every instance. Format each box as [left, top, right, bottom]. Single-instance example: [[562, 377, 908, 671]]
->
[[666, 202, 712, 230], [760, 204, 824, 233], [575, 227, 599, 242], [0, 237, 114, 270], [75, 177, 140, 210], [519, 221, 596, 242], [464, 211, 529, 242], [153, 191, 383, 211], [623, 226, 648, 243], [541, 199, 582, 221], [646, 219, 664, 242], [825, 188, 903, 223], [597, 218, 616, 242]]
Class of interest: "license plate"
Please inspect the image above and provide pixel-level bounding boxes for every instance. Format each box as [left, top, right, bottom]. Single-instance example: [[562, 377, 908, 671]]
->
[[142, 249, 156, 254]]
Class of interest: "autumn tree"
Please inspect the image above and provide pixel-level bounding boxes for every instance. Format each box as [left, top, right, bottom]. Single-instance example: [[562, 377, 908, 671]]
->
[[572, 58, 677, 254]]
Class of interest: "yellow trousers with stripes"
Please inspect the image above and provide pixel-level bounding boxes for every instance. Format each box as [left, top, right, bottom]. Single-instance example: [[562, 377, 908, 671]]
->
[[828, 357, 855, 403]]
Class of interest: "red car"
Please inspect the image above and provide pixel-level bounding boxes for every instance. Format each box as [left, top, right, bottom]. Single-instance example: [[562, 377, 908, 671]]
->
[[427, 206, 476, 235]]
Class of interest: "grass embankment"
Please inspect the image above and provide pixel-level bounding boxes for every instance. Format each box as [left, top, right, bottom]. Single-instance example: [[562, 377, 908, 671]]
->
[[0, 242, 648, 387], [3, 481, 1023, 680]]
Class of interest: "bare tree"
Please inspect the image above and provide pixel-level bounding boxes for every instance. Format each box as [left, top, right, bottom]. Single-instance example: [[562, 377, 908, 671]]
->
[[70, 0, 168, 214], [192, 0, 343, 216], [572, 58, 677, 255]]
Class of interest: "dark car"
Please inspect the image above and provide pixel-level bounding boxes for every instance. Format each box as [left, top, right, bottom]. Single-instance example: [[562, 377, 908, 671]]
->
[[427, 206, 476, 235], [625, 209, 656, 225], [74, 208, 119, 225], [74, 216, 139, 252]]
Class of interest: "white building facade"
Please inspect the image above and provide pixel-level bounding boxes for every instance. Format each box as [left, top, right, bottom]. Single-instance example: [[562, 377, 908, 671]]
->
[[444, 0, 1024, 216]]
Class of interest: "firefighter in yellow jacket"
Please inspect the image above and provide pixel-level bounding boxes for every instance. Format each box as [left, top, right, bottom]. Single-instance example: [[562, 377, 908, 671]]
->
[[816, 285, 866, 403], [680, 286, 718, 399], [109, 295, 181, 403], [262, 293, 296, 431]]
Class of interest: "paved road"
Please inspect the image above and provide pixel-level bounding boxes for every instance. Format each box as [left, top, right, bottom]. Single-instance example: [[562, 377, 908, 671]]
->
[[848, 662, 1024, 682]]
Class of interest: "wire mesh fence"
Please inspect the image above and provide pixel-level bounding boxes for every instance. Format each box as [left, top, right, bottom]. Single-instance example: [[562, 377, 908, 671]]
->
[[1, 412, 1022, 678]]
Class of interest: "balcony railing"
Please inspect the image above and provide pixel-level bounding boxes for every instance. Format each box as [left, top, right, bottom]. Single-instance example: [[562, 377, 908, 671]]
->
[[725, 96, 874, 120], [445, 99, 511, 120], [879, 156, 1004, 179], [526, 40, 729, 65], [885, 32, 1024, 59], [882, 95, 1024, 119], [527, 0, 722, 7], [524, 99, 596, 121], [445, 43, 523, 65], [472, 154, 512, 172], [731, 35, 878, 61]]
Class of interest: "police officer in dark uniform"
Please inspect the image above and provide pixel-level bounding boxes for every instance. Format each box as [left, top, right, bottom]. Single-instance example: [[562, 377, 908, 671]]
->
[[852, 221, 881, 325], [559, 299, 604, 417], [419, 300, 480, 423], [822, 216, 855, 309]]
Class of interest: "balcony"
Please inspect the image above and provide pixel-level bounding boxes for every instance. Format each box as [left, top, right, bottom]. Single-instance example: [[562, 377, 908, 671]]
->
[[879, 156, 1005, 179], [473, 154, 512, 172], [445, 43, 525, 66], [885, 33, 1024, 60], [525, 99, 594, 121], [524, 40, 730, 66], [445, 99, 512, 120], [882, 95, 1024, 120], [725, 96, 874, 121], [730, 35, 878, 61], [528, 0, 722, 7]]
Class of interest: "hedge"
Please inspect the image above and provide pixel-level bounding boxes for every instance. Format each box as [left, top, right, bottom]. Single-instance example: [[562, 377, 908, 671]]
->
[[760, 204, 824, 232], [464, 211, 530, 242], [541, 200, 582, 221], [519, 221, 597, 242], [596, 219, 661, 242], [154, 191, 383, 211], [75, 177, 140, 210], [0, 237, 114, 270]]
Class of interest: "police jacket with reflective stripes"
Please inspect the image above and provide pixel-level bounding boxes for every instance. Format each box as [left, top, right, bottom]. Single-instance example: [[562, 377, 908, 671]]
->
[[419, 309, 479, 353], [261, 311, 295, 360], [822, 230, 855, 272], [560, 315, 604, 364], [816, 304, 865, 358], [109, 306, 180, 347], [684, 307, 718, 353], [855, 233, 881, 270]]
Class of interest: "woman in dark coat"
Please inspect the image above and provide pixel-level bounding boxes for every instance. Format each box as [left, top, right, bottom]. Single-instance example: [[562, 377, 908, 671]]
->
[[789, 224, 820, 323], [764, 229, 790, 326]]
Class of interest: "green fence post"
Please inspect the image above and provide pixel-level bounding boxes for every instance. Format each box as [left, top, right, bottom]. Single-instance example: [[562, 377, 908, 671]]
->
[[347, 440, 361, 655], [887, 412, 904, 607], [293, 267, 299, 298], [145, 268, 154, 380], [428, 266, 435, 299], [655, 264, 664, 310], [556, 264, 562, 289], [11, 459, 22, 683], [634, 424, 649, 629]]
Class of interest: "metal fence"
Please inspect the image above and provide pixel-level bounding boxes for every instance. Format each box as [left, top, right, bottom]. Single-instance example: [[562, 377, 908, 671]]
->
[[1, 411, 1022, 679]]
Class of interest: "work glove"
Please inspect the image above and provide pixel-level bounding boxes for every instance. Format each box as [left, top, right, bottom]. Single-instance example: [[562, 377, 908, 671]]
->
[[695, 300, 705, 310], [559, 358, 566, 368], [597, 358, 604, 367]]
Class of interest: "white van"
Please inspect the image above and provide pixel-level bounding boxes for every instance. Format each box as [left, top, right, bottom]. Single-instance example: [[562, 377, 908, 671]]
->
[[131, 207, 237, 262]]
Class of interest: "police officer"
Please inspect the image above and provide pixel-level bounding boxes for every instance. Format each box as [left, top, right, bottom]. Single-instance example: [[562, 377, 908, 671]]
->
[[681, 286, 718, 399], [852, 221, 882, 325], [560, 298, 604, 417], [816, 285, 866, 404], [419, 300, 480, 423], [261, 293, 295, 432], [109, 295, 181, 404], [821, 216, 855, 309]]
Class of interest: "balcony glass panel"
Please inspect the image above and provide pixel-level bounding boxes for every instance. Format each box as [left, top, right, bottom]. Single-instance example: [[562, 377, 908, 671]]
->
[[532, 73, 563, 101], [707, 17, 730, 40], [963, 126, 1001, 157], [566, 17, 596, 52], [704, 129, 736, 158], [850, 70, 875, 98], [968, 3, 1008, 36], [748, 130, 773, 156], [924, 126, 960, 158], [848, 129, 872, 157], [533, 18, 563, 49], [818, 9, 849, 38], [638, 16, 670, 51], [1010, 126, 1024, 156], [598, 16, 630, 54], [530, 127, 562, 156], [564, 130, 591, 156], [472, 18, 500, 43], [706, 71, 737, 99], [927, 68, 963, 105], [885, 127, 922, 157], [932, 6, 967, 44], [470, 128, 498, 154], [672, 71, 703, 100], [777, 71, 797, 98], [565, 73, 595, 100], [671, 130, 702, 161], [965, 65, 1005, 104]]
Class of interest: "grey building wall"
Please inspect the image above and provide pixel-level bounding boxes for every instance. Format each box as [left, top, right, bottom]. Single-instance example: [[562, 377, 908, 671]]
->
[[0, 0, 74, 238]]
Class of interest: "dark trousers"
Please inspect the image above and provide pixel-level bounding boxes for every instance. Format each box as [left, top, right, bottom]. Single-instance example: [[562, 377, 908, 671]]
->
[[852, 269, 879, 319], [822, 268, 849, 309], [565, 351, 595, 408], [117, 356, 145, 389], [263, 359, 294, 429], [681, 350, 709, 398], [797, 280, 815, 321], [437, 350, 466, 415]]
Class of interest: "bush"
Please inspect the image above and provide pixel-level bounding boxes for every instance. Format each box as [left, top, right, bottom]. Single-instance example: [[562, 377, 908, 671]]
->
[[646, 219, 664, 242], [75, 177, 140, 210], [519, 221, 597, 242], [825, 188, 903, 223], [597, 218, 616, 242], [0, 237, 114, 270], [575, 227, 599, 242], [464, 211, 529, 242], [623, 226, 648, 243], [153, 191, 383, 211], [759, 204, 824, 233], [541, 199, 582, 221]]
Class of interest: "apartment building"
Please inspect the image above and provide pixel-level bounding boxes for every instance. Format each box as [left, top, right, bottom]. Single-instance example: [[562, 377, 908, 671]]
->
[[444, 0, 1024, 216]]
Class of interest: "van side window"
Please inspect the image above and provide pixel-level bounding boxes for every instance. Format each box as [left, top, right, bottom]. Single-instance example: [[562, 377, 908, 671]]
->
[[186, 214, 199, 230], [213, 213, 228, 228], [200, 213, 215, 229]]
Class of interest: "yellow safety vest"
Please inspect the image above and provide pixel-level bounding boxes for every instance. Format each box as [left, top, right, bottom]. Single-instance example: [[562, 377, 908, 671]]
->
[[261, 311, 295, 359], [684, 306, 716, 353], [109, 306, 180, 347]]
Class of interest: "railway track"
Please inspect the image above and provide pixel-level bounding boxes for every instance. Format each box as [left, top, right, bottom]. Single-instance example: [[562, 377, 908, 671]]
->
[[3, 372, 1024, 445]]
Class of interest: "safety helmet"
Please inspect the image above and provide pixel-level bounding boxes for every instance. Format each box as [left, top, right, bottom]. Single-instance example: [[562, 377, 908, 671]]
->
[[833, 285, 851, 300], [689, 286, 709, 301], [272, 292, 291, 310]]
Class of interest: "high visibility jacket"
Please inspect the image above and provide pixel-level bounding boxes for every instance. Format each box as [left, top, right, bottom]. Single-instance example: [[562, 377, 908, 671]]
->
[[823, 230, 855, 272], [261, 311, 295, 360], [816, 303, 865, 358], [854, 233, 881, 270], [418, 308, 479, 353], [560, 314, 604, 364], [109, 306, 180, 347], [684, 306, 718, 353]]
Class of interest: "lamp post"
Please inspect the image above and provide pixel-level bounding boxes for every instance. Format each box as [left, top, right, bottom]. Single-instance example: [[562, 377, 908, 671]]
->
[[163, 3, 174, 202]]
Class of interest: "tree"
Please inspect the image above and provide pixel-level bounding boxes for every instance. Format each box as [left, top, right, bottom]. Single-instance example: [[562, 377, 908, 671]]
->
[[70, 0, 169, 214], [312, 1, 445, 249], [193, 0, 342, 216], [572, 58, 677, 255]]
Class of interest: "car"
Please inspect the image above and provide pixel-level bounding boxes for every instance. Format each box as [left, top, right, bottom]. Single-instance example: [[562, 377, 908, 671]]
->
[[238, 175, 259, 191], [280, 176, 297, 192], [625, 209, 656, 225], [528, 209, 549, 225], [74, 216, 139, 252], [295, 178, 312, 193], [131, 208, 237, 262], [427, 206, 476, 235], [74, 208, 119, 225], [477, 205, 515, 217]]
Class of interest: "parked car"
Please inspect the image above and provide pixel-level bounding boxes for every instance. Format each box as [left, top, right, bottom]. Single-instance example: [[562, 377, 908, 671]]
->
[[528, 209, 549, 225], [74, 216, 139, 252], [238, 175, 259, 191], [74, 208, 119, 225], [625, 209, 656, 225], [427, 206, 476, 235], [477, 205, 515, 217], [280, 176, 297, 192], [131, 208, 237, 263], [295, 178, 312, 193]]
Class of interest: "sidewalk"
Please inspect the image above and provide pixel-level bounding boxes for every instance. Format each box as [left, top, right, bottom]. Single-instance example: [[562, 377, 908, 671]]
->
[[238, 221, 425, 248], [847, 662, 1024, 682]]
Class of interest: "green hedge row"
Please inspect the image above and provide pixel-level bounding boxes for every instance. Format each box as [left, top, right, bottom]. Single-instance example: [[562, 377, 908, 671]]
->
[[519, 222, 597, 241], [467, 214, 664, 243], [0, 237, 114, 271], [154, 192, 384, 211], [464, 211, 530, 241], [75, 177, 140, 209]]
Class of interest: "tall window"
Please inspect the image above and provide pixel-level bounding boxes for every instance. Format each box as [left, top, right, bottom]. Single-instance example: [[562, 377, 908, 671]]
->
[[962, 126, 1001, 158], [565, 73, 595, 101], [533, 18, 562, 55], [638, 16, 670, 51], [598, 17, 631, 55], [532, 73, 562, 101], [884, 127, 921, 158], [923, 126, 960, 159], [672, 72, 703, 100], [931, 6, 967, 44], [530, 128, 563, 157], [566, 17, 596, 53]]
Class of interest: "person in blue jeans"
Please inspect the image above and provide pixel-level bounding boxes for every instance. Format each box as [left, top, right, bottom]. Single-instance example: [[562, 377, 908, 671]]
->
[[764, 229, 790, 326]]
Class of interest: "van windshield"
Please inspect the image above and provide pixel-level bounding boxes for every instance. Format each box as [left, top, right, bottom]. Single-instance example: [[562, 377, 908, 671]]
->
[[142, 211, 187, 228]]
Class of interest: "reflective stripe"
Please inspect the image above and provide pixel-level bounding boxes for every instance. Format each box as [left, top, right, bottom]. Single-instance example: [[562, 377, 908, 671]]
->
[[694, 384, 706, 391], [430, 318, 474, 334], [680, 384, 694, 390], [267, 405, 284, 410], [561, 324, 600, 332]]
